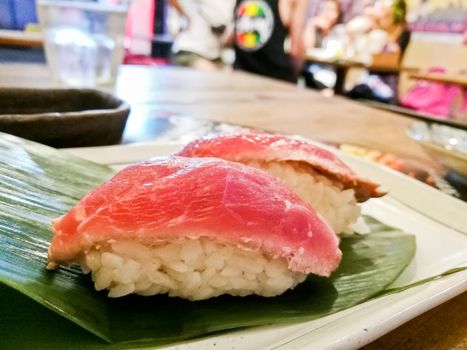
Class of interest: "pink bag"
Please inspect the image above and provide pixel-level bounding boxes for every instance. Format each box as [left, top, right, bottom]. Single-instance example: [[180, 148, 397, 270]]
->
[[401, 68, 464, 118]]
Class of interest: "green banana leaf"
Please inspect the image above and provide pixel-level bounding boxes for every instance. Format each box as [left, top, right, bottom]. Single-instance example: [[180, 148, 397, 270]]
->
[[0, 133, 416, 348]]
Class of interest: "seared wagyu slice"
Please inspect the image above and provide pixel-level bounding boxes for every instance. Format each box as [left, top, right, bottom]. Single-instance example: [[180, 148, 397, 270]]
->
[[178, 133, 385, 234], [47, 156, 342, 300]]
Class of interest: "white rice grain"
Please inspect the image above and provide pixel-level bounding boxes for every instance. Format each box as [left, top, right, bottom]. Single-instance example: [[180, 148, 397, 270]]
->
[[246, 161, 364, 234], [108, 283, 135, 298], [82, 238, 306, 300]]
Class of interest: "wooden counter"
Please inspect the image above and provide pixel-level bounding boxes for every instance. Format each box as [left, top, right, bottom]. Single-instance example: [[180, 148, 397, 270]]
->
[[0, 63, 437, 163], [305, 53, 418, 94], [409, 72, 467, 88], [0, 29, 43, 47]]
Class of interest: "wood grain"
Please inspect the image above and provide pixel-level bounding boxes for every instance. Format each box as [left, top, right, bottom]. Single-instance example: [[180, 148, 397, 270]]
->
[[0, 64, 431, 162], [362, 292, 467, 350], [110, 65, 436, 162], [409, 73, 467, 88], [306, 53, 418, 73], [0, 29, 43, 47]]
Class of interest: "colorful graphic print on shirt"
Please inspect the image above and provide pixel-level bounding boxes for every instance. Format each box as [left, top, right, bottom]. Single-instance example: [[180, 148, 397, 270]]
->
[[235, 0, 274, 51]]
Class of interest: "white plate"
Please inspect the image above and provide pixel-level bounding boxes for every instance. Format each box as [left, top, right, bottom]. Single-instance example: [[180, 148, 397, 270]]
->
[[64, 141, 467, 350]]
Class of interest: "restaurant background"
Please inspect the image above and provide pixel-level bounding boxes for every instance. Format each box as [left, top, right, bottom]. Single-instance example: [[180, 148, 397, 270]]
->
[[1, 0, 466, 43]]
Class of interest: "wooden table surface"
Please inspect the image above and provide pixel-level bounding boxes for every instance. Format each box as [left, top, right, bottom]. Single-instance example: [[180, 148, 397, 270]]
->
[[306, 54, 415, 73], [409, 72, 467, 88], [305, 54, 418, 94], [0, 63, 465, 349], [0, 29, 43, 47], [0, 64, 438, 163]]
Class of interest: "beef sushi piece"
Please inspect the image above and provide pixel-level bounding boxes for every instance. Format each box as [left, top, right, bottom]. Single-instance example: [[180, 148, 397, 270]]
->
[[178, 133, 385, 234], [48, 156, 341, 300]]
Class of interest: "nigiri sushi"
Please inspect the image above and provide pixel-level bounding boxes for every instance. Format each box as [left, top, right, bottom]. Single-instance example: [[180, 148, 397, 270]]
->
[[47, 156, 341, 300], [178, 133, 385, 234]]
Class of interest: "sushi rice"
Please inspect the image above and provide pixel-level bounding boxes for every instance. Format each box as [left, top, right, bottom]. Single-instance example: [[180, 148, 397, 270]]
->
[[81, 238, 307, 300], [245, 161, 364, 234]]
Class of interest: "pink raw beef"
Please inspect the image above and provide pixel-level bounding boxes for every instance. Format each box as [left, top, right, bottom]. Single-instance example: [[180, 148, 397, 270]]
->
[[48, 156, 341, 277], [178, 133, 384, 202]]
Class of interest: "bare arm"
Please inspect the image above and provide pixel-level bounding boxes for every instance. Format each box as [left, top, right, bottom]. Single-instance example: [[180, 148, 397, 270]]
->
[[168, 0, 187, 19], [303, 19, 317, 50], [346, 16, 374, 36], [279, 0, 308, 70]]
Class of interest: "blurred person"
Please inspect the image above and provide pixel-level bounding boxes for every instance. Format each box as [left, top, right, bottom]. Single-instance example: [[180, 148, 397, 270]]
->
[[169, 0, 235, 70], [346, 0, 411, 103], [373, 0, 410, 57], [233, 0, 308, 82], [345, 0, 383, 61], [345, 0, 410, 60], [345, 0, 377, 36], [302, 0, 344, 90], [303, 0, 343, 50]]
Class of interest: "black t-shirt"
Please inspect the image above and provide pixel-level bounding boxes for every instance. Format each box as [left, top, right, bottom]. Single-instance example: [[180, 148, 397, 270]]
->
[[233, 0, 296, 82]]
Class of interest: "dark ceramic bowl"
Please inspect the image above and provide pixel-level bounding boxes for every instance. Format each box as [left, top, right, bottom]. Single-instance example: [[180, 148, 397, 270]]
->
[[0, 88, 130, 148]]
